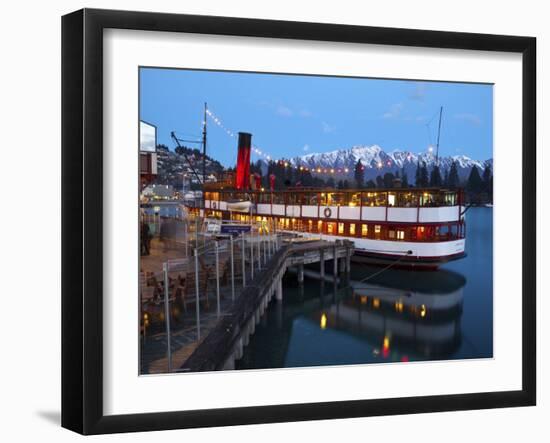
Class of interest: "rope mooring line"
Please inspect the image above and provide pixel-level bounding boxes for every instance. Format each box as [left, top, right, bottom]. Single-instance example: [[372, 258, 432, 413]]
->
[[353, 250, 413, 285]]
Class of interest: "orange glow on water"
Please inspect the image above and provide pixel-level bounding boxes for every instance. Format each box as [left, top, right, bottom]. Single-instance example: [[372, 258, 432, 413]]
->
[[320, 313, 327, 329]]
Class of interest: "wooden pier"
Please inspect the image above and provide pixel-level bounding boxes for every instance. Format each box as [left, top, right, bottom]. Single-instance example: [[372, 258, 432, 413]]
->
[[180, 238, 354, 372]]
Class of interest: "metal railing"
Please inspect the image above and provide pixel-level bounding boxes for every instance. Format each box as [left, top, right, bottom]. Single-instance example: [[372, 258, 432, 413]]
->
[[140, 220, 283, 373]]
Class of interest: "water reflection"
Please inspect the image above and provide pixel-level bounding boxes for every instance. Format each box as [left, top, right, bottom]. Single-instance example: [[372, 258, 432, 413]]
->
[[318, 268, 466, 362], [237, 267, 467, 369]]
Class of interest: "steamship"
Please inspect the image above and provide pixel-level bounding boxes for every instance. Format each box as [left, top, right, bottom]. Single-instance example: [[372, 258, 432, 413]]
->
[[200, 132, 466, 269]]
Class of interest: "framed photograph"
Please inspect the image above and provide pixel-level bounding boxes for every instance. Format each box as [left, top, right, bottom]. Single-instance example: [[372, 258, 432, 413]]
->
[[62, 8, 536, 434]]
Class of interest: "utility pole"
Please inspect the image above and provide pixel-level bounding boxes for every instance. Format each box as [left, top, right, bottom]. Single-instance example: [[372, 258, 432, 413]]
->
[[202, 102, 207, 186], [435, 106, 443, 165]]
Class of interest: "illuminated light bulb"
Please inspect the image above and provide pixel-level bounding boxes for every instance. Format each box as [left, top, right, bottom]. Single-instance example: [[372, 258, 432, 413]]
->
[[420, 304, 427, 318], [377, 162, 382, 168], [344, 168, 349, 173], [330, 169, 335, 174]]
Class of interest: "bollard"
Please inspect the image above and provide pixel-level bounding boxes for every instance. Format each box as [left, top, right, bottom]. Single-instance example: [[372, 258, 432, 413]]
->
[[215, 241, 220, 318], [230, 235, 235, 301], [194, 248, 201, 340], [163, 262, 172, 372]]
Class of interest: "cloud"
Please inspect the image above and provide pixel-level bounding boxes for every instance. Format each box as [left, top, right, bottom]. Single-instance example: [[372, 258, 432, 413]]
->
[[261, 101, 311, 119], [455, 113, 482, 126], [276, 105, 293, 117], [382, 103, 404, 119], [322, 121, 335, 133], [410, 82, 427, 101], [303, 144, 310, 152]]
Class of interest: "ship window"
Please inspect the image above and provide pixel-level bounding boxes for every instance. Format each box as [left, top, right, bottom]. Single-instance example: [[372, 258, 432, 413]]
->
[[397, 192, 418, 207], [388, 229, 396, 239], [397, 230, 405, 240], [388, 193, 396, 207], [349, 193, 361, 207], [317, 220, 323, 233], [338, 223, 345, 234], [327, 222, 336, 234], [374, 225, 382, 239], [350, 223, 356, 236], [361, 224, 368, 237]]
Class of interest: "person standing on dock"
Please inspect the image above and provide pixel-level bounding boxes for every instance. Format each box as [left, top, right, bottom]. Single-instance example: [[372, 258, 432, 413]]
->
[[140, 221, 151, 256]]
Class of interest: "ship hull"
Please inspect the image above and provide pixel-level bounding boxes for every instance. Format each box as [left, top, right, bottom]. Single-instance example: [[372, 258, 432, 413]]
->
[[280, 231, 466, 269]]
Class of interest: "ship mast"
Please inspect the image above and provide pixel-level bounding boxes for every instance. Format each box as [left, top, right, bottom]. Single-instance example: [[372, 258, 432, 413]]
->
[[435, 106, 443, 165]]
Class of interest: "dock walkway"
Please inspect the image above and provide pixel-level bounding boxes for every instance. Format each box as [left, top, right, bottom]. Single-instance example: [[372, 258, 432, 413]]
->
[[180, 238, 354, 372]]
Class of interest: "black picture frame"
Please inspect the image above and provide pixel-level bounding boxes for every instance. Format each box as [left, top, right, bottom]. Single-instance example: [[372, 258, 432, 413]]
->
[[62, 8, 536, 435]]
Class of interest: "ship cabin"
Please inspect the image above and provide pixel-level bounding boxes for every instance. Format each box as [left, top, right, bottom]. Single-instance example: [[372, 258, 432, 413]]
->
[[203, 187, 466, 244]]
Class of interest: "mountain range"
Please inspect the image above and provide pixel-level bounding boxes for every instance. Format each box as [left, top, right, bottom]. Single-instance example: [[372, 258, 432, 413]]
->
[[282, 145, 492, 182]]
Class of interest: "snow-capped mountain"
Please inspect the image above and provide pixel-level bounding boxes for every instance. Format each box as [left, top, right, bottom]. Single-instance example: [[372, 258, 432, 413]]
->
[[286, 145, 491, 181]]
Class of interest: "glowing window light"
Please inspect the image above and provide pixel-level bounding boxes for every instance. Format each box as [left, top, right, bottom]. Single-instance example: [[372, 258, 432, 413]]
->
[[350, 224, 356, 235], [395, 300, 404, 313], [373, 298, 380, 308], [338, 223, 344, 234], [361, 224, 368, 237], [420, 304, 427, 318]]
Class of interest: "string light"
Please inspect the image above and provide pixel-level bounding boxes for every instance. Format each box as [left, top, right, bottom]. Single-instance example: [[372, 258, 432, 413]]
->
[[206, 107, 352, 175]]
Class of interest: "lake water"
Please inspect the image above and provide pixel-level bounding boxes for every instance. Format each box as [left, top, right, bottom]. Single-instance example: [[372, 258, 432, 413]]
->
[[236, 207, 493, 369]]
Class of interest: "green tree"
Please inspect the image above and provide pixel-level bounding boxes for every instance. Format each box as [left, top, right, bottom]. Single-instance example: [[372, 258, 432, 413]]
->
[[466, 166, 484, 202], [482, 163, 493, 203], [354, 160, 365, 188], [416, 161, 429, 187], [430, 165, 443, 187], [383, 172, 395, 188], [448, 161, 460, 190], [401, 167, 409, 187]]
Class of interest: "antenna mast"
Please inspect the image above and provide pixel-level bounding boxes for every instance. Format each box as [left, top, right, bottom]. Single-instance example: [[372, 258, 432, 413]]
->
[[435, 106, 443, 165]]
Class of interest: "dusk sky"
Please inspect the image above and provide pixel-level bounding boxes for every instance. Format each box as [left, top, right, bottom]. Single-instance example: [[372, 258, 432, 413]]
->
[[139, 67, 493, 167]]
